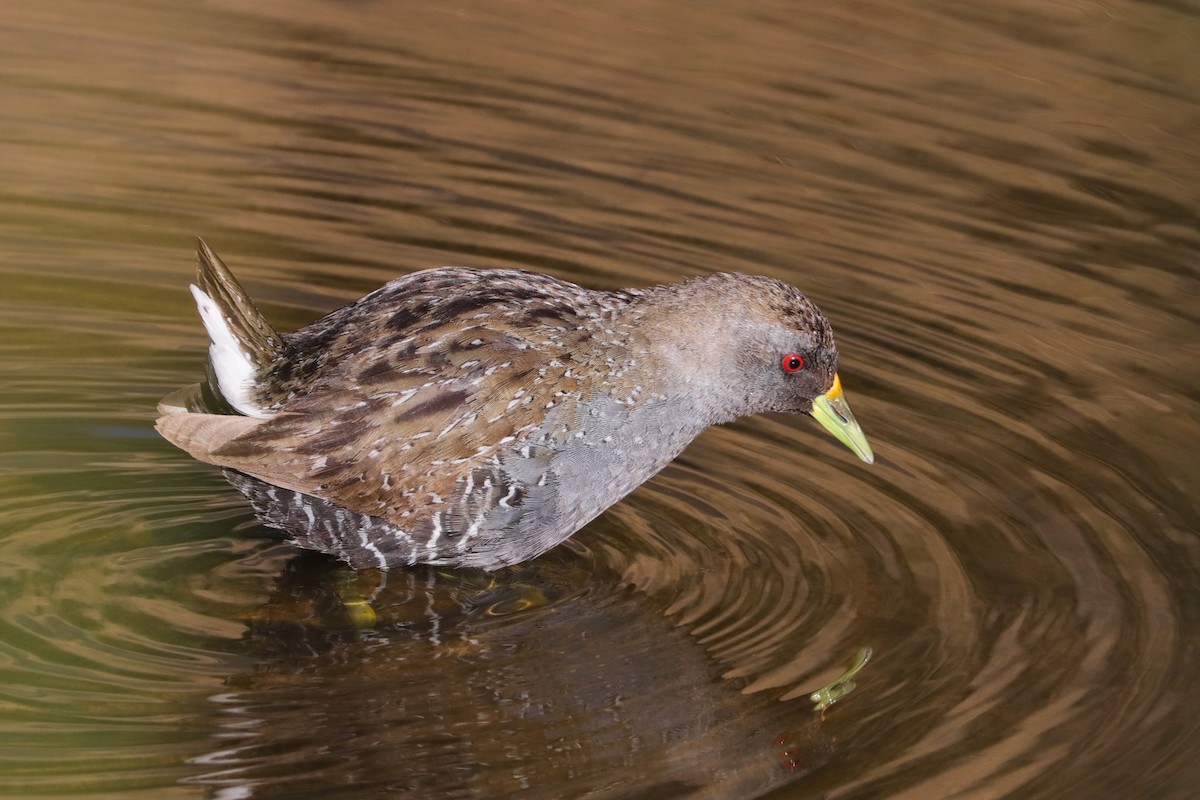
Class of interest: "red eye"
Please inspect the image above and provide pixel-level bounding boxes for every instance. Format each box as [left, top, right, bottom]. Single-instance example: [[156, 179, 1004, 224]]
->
[[781, 353, 805, 373]]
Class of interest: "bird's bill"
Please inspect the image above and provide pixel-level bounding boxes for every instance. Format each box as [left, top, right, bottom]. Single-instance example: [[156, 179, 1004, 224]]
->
[[809, 374, 874, 464]]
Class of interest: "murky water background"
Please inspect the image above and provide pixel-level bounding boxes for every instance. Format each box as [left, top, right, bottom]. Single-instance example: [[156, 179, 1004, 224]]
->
[[2, 1, 1199, 798]]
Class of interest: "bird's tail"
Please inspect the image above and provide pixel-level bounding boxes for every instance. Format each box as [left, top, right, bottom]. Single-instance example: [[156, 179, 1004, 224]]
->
[[188, 238, 283, 418]]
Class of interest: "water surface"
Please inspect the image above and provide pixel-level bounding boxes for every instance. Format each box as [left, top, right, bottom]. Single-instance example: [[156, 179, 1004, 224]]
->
[[1, 1, 1199, 798]]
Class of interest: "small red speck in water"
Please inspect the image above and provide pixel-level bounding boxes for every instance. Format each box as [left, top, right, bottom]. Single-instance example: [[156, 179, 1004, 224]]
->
[[775, 732, 805, 772]]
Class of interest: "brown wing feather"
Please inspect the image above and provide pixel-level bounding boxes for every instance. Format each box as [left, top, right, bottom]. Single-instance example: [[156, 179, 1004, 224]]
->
[[176, 325, 584, 532], [155, 411, 265, 466]]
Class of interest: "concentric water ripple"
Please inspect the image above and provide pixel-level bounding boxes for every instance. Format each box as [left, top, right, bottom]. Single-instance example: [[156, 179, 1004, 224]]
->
[[2, 0, 1199, 798]]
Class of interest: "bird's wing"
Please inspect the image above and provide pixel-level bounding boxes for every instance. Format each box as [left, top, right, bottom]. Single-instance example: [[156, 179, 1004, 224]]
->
[[157, 321, 586, 533]]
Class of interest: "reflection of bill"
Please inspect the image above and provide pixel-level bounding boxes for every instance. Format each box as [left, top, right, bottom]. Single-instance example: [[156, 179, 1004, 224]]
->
[[186, 509, 842, 799], [811, 647, 872, 716]]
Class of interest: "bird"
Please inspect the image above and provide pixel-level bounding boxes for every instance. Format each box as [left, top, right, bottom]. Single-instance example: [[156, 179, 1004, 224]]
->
[[157, 239, 873, 570]]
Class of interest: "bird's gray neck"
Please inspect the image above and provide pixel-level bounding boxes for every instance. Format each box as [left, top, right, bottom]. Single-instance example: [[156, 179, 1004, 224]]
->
[[616, 276, 762, 425]]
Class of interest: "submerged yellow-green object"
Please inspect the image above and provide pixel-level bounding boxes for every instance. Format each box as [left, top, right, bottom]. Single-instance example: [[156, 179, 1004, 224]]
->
[[811, 647, 873, 714]]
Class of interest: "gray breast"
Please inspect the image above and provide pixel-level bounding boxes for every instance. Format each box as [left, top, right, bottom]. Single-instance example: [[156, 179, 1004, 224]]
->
[[467, 394, 708, 565]]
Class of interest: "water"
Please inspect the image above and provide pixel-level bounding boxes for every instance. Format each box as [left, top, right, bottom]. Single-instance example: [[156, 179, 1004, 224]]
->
[[2, 1, 1198, 797]]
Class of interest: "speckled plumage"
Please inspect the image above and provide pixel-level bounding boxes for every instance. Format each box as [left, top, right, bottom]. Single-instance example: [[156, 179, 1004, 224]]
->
[[158, 240, 871, 570]]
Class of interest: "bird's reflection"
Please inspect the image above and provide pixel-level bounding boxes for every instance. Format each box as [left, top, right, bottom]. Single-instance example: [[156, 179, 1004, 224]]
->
[[188, 478, 839, 799]]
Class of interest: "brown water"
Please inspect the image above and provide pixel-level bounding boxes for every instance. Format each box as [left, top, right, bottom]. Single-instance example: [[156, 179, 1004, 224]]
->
[[2, 1, 1199, 798]]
